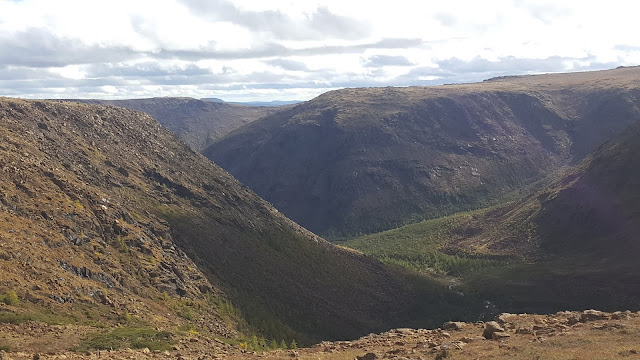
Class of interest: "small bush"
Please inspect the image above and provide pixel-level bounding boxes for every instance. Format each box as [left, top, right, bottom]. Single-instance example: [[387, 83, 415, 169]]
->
[[0, 344, 10, 352], [1, 290, 19, 305], [116, 236, 129, 254], [121, 310, 132, 323]]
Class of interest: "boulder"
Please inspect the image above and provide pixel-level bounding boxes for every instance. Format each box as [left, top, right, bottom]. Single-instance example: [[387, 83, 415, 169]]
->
[[611, 311, 631, 320], [495, 313, 517, 325], [580, 310, 609, 323], [483, 321, 505, 339], [442, 321, 466, 331], [492, 331, 511, 340]]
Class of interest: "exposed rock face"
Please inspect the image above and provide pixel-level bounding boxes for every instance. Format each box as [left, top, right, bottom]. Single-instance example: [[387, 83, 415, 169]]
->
[[205, 67, 640, 237]]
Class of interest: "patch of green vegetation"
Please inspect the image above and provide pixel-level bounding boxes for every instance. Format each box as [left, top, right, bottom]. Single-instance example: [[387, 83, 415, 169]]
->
[[344, 210, 477, 256], [0, 302, 125, 328], [115, 235, 129, 254], [377, 252, 504, 277], [176, 323, 200, 336], [236, 334, 293, 352], [170, 298, 196, 321], [0, 310, 78, 325], [0, 344, 10, 352], [0, 290, 19, 305], [75, 327, 174, 352], [343, 209, 506, 277]]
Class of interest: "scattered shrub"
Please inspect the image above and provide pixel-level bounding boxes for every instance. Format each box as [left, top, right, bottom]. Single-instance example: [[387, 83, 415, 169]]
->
[[0, 290, 18, 305]]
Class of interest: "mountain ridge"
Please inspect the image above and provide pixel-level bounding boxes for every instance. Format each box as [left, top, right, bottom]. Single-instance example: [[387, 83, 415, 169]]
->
[[205, 66, 640, 238]]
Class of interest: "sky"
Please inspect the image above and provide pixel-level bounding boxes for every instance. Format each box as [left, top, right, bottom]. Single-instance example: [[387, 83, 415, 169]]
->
[[1, 0, 639, 102]]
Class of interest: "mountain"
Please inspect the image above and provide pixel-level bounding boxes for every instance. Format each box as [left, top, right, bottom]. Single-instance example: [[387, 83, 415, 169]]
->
[[204, 67, 640, 238], [0, 98, 471, 348], [78, 97, 285, 151], [346, 120, 640, 313]]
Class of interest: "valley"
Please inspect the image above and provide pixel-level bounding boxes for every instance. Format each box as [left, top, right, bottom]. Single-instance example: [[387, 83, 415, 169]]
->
[[1, 67, 640, 359]]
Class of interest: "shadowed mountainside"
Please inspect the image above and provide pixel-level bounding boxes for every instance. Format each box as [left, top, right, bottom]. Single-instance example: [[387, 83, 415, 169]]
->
[[0, 98, 470, 346], [205, 67, 640, 238], [345, 120, 640, 313], [78, 97, 286, 151], [437, 121, 640, 260]]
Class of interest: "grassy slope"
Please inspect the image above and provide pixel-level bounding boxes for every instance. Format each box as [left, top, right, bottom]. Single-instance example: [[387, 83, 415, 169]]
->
[[345, 121, 640, 314], [205, 67, 640, 238], [0, 98, 475, 346]]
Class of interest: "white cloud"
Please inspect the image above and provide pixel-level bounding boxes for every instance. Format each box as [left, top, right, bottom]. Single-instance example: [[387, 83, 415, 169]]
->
[[0, 0, 639, 101]]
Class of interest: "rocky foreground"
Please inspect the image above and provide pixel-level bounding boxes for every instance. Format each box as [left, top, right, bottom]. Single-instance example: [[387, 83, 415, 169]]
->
[[2, 310, 640, 359]]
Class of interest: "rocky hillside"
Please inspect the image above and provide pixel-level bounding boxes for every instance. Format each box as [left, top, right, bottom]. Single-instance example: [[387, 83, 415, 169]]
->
[[0, 99, 233, 339], [0, 98, 469, 347], [205, 67, 640, 238], [2, 310, 638, 359], [79, 97, 285, 151]]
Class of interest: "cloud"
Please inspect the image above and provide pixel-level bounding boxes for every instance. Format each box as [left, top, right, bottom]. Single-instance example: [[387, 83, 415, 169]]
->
[[178, 0, 370, 41], [151, 38, 424, 60], [513, 0, 571, 25], [0, 28, 137, 67], [266, 59, 309, 71], [87, 62, 212, 78], [363, 55, 414, 67], [434, 55, 618, 76], [0, 1, 637, 101], [434, 13, 457, 27], [614, 44, 640, 52]]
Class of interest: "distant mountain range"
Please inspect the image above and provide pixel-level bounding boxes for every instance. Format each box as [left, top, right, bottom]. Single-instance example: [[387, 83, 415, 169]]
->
[[201, 98, 303, 107]]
